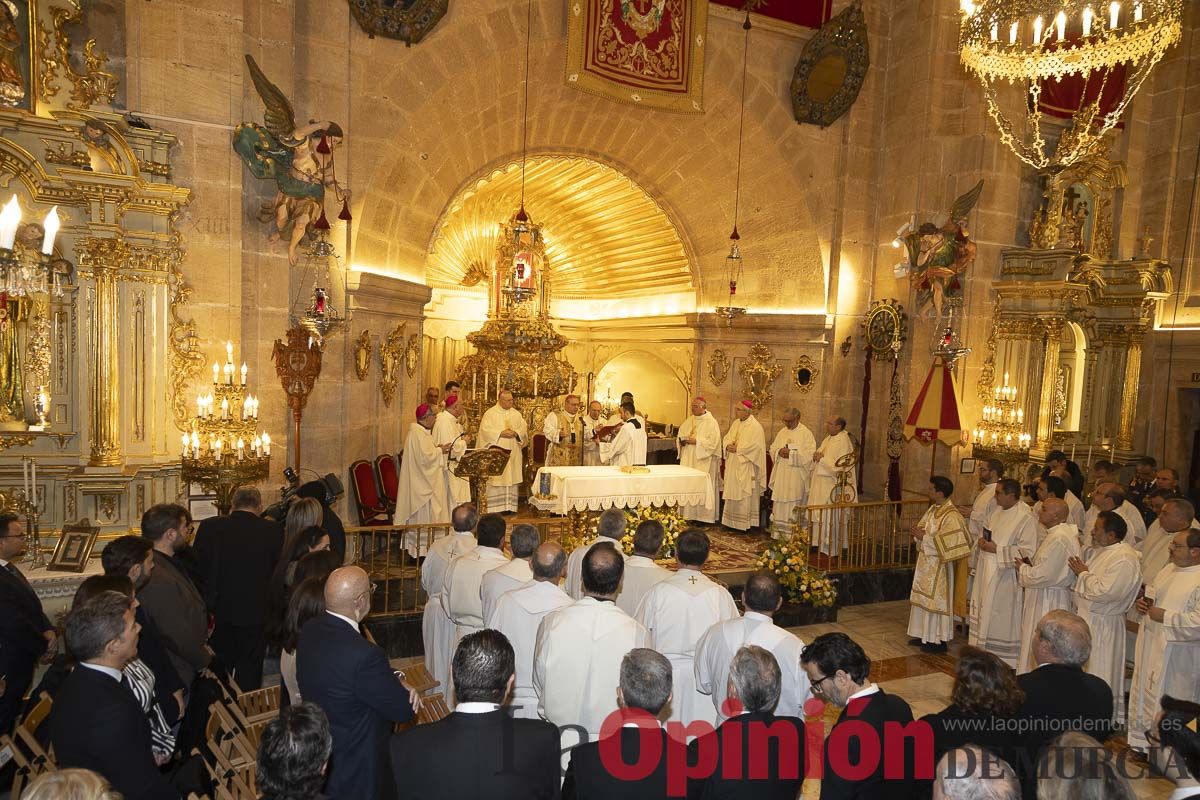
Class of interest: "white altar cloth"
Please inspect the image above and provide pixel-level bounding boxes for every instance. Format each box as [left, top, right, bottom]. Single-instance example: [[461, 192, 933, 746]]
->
[[529, 465, 712, 515]]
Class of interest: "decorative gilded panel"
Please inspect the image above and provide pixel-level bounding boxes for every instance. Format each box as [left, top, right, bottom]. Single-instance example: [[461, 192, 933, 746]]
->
[[353, 330, 372, 381], [379, 323, 405, 408], [738, 343, 781, 410], [707, 349, 729, 387]]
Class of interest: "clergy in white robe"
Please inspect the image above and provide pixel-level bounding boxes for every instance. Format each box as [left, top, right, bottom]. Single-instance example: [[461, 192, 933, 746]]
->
[[1126, 529, 1200, 751], [543, 394, 585, 467], [420, 504, 477, 694], [598, 403, 647, 467], [968, 479, 1037, 668], [962, 460, 1003, 619], [809, 416, 856, 556], [1031, 476, 1087, 541], [1016, 499, 1081, 674], [565, 508, 628, 601], [443, 513, 510, 643], [615, 520, 671, 615], [396, 405, 450, 530], [1083, 483, 1148, 555], [1069, 510, 1142, 724], [907, 478, 971, 650], [634, 530, 739, 732], [479, 522, 538, 624], [432, 395, 471, 512], [768, 407, 817, 539], [486, 541, 572, 720], [582, 401, 604, 466], [533, 543, 649, 742], [1138, 498, 1198, 586], [721, 401, 767, 531], [475, 391, 527, 513], [694, 572, 810, 722], [676, 398, 722, 523]]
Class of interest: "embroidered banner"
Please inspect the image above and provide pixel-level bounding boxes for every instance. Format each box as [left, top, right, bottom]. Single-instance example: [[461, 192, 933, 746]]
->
[[565, 0, 708, 114], [710, 0, 832, 30]]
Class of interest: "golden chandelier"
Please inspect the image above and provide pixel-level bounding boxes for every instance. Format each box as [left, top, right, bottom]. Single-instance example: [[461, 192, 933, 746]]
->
[[959, 0, 1182, 170]]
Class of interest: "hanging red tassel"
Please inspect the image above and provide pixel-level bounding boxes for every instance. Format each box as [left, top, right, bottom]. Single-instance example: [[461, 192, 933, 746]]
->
[[515, 204, 529, 223], [314, 208, 331, 230], [338, 198, 353, 221], [315, 135, 332, 155]]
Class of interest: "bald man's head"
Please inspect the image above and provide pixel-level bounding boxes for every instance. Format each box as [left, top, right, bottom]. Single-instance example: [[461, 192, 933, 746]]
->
[[1038, 497, 1069, 529], [325, 565, 371, 622], [532, 541, 566, 581]]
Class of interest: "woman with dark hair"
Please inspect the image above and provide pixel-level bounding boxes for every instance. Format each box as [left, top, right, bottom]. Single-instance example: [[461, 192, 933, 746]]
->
[[279, 578, 327, 705], [292, 548, 340, 587], [267, 501, 329, 644]]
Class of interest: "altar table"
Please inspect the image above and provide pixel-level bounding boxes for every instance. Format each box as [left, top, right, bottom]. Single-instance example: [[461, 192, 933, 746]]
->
[[528, 464, 712, 515]]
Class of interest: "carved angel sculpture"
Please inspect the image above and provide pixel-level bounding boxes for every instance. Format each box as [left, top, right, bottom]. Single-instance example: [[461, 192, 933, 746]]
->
[[905, 180, 984, 319], [233, 54, 344, 265]]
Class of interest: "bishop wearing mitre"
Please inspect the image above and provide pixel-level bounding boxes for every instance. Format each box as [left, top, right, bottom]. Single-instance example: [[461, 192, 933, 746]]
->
[[599, 402, 647, 467], [676, 397, 722, 523], [395, 404, 450, 526], [476, 390, 527, 513], [721, 400, 766, 532], [543, 394, 584, 467], [768, 407, 816, 539], [907, 476, 971, 653], [1015, 498, 1081, 673], [968, 478, 1037, 668], [810, 415, 856, 556], [432, 394, 471, 512]]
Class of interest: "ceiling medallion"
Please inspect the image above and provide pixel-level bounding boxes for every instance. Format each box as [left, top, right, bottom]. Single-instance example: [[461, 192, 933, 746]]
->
[[347, 0, 449, 46], [790, 0, 869, 128]]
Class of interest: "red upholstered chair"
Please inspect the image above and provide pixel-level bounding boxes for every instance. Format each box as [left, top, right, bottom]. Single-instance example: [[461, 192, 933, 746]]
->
[[375, 454, 399, 514], [532, 433, 548, 465], [349, 460, 390, 525]]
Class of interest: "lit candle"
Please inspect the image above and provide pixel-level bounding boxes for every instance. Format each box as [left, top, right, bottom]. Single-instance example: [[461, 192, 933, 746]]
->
[[990, 22, 998, 41], [253, 435, 262, 456], [220, 397, 229, 419], [197, 397, 203, 418], [1109, 1, 1119, 28], [237, 439, 245, 461], [1134, 3, 1142, 22], [1009, 21, 1019, 44], [1032, 15, 1043, 43], [191, 432, 199, 458], [484, 371, 490, 401], [226, 340, 234, 364], [224, 362, 233, 384], [262, 432, 271, 457], [214, 439, 223, 458], [533, 367, 539, 397], [41, 207, 59, 255], [1083, 6, 1094, 35], [240, 362, 247, 386], [31, 459, 35, 497], [212, 362, 220, 384], [472, 371, 478, 401], [182, 433, 189, 452], [1055, 10, 1066, 40], [0, 196, 19, 250]]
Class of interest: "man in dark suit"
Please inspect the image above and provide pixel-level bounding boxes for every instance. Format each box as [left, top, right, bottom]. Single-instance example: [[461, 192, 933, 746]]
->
[[297, 566, 417, 800], [137, 504, 212, 688], [192, 487, 283, 690], [392, 629, 560, 799], [800, 632, 916, 800], [0, 512, 56, 736], [687, 645, 805, 799], [46, 590, 179, 799], [563, 648, 673, 800]]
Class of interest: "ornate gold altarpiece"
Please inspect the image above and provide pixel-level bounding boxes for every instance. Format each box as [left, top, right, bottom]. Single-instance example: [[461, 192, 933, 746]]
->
[[0, 0, 196, 544]]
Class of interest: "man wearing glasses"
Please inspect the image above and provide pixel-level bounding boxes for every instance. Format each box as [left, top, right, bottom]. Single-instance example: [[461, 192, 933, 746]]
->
[[0, 512, 55, 736]]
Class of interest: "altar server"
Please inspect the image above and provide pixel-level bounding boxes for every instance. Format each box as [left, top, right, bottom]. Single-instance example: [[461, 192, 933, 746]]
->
[[479, 522, 537, 624], [486, 542, 571, 720], [432, 394, 471, 511], [968, 478, 1037, 668], [1127, 527, 1200, 752], [444, 513, 509, 644], [476, 390, 527, 513], [677, 397, 722, 523], [1069, 511, 1141, 723], [634, 529, 738, 731], [768, 407, 817, 538], [907, 476, 971, 653], [395, 404, 450, 525], [599, 402, 646, 468], [809, 415, 856, 556], [543, 394, 584, 467], [721, 400, 766, 532], [421, 504, 477, 694], [1016, 498, 1081, 673]]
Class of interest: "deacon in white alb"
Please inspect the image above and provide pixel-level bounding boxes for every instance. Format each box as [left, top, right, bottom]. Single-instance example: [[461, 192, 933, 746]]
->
[[676, 397, 722, 523], [1015, 498, 1081, 674], [395, 403, 451, 526], [907, 476, 971, 653], [1139, 497, 1198, 587], [1031, 476, 1086, 538], [444, 513, 510, 642], [479, 522, 538, 624], [486, 541, 572, 720], [767, 407, 816, 539], [968, 478, 1037, 668], [598, 402, 647, 468], [543, 394, 585, 467], [962, 459, 1003, 620], [1083, 483, 1147, 555], [635, 530, 739, 730], [1127, 527, 1200, 752], [475, 390, 527, 513], [694, 572, 810, 722], [420, 503, 478, 694], [1069, 510, 1142, 724], [533, 542, 649, 744], [432, 394, 471, 512], [582, 401, 605, 466], [721, 400, 767, 532], [615, 519, 671, 616], [810, 415, 856, 556], [565, 507, 628, 601]]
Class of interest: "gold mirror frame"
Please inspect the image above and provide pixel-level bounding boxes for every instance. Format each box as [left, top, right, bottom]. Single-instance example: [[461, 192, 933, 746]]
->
[[793, 355, 819, 393], [790, 1, 869, 128], [708, 349, 730, 386], [353, 330, 372, 381], [738, 343, 781, 411]]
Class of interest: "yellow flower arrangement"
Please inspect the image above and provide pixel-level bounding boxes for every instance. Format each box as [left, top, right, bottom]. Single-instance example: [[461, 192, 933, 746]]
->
[[564, 505, 687, 559], [755, 527, 838, 608]]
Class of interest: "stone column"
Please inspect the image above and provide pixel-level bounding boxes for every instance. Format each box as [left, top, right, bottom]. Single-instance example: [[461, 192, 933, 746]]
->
[[78, 238, 127, 467], [1035, 319, 1064, 450]]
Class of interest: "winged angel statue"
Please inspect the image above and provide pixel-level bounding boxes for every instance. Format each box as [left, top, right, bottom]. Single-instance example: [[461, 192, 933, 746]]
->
[[904, 180, 984, 319], [233, 55, 345, 265]]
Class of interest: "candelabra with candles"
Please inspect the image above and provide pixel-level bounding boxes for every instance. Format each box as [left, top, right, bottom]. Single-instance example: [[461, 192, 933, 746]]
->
[[972, 372, 1032, 453], [12, 457, 45, 569], [180, 341, 271, 515]]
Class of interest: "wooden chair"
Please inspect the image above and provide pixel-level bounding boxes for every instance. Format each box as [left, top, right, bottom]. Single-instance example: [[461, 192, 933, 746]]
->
[[16, 691, 53, 737], [394, 661, 439, 694], [416, 692, 451, 725], [1, 729, 56, 799], [205, 701, 258, 767], [196, 745, 257, 800], [235, 684, 281, 723]]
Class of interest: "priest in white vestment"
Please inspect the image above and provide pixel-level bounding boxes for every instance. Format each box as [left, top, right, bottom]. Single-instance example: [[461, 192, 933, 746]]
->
[[768, 407, 817, 539], [1016, 498, 1081, 674], [1031, 476, 1087, 539], [475, 391, 527, 513], [565, 508, 628, 601], [433, 395, 471, 512], [968, 479, 1037, 668], [598, 402, 647, 467], [676, 397, 722, 523], [421, 503, 478, 694], [634, 530, 739, 732], [1139, 497, 1198, 586], [1069, 510, 1142, 724], [543, 394, 585, 467], [907, 477, 971, 652], [1127, 528, 1200, 752], [1083, 483, 1147, 556], [961, 459, 1003, 620], [486, 542, 572, 720], [582, 401, 604, 466], [809, 416, 856, 556], [694, 572, 810, 722], [721, 400, 767, 531], [479, 523, 538, 624], [396, 404, 451, 541], [533, 542, 649, 744], [615, 519, 671, 615], [444, 513, 510, 645]]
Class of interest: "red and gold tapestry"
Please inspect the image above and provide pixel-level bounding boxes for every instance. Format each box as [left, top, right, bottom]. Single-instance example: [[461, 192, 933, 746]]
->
[[565, 0, 709, 114]]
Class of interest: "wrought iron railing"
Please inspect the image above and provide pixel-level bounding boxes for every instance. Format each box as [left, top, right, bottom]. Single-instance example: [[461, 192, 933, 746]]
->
[[796, 498, 927, 573]]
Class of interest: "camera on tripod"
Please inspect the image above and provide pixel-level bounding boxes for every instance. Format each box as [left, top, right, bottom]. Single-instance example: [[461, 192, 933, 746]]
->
[[262, 467, 344, 522]]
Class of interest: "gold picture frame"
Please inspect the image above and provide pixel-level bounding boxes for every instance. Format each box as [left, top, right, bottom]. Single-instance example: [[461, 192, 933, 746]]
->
[[793, 355, 819, 393], [47, 519, 99, 573], [739, 343, 782, 410], [707, 349, 730, 386]]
